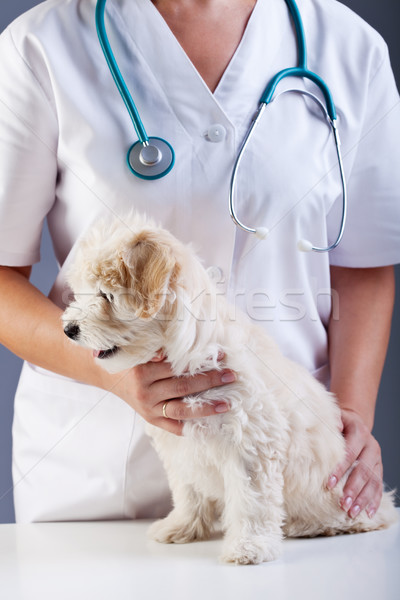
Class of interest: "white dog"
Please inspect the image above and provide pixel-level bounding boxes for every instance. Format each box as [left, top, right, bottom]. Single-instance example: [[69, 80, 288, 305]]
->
[[63, 213, 397, 564]]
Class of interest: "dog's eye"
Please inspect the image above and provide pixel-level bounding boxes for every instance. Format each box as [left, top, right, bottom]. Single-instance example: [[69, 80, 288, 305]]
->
[[98, 290, 114, 303]]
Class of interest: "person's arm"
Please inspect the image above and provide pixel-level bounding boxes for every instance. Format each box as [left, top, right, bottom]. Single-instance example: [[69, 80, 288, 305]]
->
[[0, 266, 232, 435], [326, 264, 395, 519]]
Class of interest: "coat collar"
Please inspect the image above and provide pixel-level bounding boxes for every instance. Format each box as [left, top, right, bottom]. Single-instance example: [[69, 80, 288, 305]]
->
[[107, 0, 293, 134]]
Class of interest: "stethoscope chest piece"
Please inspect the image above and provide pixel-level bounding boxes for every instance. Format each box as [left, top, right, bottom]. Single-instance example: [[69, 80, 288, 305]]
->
[[127, 137, 175, 180]]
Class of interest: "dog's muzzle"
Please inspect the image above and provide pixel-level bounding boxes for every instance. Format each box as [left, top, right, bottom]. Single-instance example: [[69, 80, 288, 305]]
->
[[64, 322, 80, 340]]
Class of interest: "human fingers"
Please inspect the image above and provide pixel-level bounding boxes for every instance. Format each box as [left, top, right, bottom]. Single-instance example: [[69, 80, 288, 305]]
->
[[152, 395, 231, 437], [326, 412, 366, 491], [150, 368, 236, 406], [125, 361, 235, 435], [133, 355, 229, 392], [149, 349, 225, 368], [158, 395, 231, 423], [154, 404, 185, 436], [325, 408, 384, 518], [145, 369, 235, 432], [134, 359, 175, 384], [339, 440, 383, 519]]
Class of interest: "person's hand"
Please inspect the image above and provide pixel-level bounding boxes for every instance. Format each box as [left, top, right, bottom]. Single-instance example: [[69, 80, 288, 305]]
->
[[102, 354, 235, 436], [326, 408, 383, 519]]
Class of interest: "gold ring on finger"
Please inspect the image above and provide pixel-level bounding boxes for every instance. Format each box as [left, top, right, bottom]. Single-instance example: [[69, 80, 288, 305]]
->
[[162, 401, 170, 419]]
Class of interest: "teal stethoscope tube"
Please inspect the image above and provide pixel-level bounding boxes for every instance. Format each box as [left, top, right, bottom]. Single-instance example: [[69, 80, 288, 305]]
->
[[261, 0, 336, 120], [95, 0, 148, 144], [229, 0, 346, 252], [95, 0, 346, 252], [96, 0, 175, 179]]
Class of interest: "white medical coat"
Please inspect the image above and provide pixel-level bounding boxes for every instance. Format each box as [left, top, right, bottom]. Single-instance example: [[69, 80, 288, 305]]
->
[[0, 0, 399, 522]]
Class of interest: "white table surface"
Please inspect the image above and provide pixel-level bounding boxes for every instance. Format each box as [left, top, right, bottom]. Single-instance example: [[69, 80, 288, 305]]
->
[[1, 511, 399, 600]]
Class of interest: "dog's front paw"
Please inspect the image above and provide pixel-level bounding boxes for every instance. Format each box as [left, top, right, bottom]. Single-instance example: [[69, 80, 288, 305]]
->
[[148, 517, 180, 544], [148, 514, 209, 544], [220, 535, 283, 565]]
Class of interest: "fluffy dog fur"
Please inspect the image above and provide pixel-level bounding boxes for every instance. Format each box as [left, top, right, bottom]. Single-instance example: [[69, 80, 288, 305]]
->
[[63, 213, 397, 564]]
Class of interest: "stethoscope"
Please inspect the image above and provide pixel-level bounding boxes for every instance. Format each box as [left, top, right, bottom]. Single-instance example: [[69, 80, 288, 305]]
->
[[95, 0, 347, 253]]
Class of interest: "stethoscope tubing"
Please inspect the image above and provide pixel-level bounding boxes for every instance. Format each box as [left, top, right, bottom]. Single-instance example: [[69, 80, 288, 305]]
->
[[229, 105, 267, 237], [229, 91, 347, 252], [285, 0, 307, 69], [229, 0, 346, 252], [324, 121, 347, 252], [95, 0, 347, 253], [261, 68, 337, 121], [95, 0, 149, 144]]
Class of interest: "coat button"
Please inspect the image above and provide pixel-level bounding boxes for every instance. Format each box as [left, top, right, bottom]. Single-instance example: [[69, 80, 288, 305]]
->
[[206, 266, 224, 282], [205, 124, 226, 143]]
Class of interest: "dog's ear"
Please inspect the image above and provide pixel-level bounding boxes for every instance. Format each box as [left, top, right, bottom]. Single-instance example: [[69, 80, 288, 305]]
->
[[122, 231, 178, 318]]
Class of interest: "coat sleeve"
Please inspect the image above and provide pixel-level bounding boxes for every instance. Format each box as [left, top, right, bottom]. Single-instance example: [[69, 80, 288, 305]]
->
[[327, 44, 400, 268], [0, 26, 58, 267]]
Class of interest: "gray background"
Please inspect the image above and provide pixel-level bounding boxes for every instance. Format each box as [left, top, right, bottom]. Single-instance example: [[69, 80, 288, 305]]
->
[[0, 0, 399, 523]]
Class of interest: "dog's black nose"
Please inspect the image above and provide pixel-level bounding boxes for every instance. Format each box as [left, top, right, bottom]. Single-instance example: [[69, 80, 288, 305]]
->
[[64, 323, 80, 340]]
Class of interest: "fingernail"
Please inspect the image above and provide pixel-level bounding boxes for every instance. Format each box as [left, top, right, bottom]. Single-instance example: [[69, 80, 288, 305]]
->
[[342, 496, 353, 511], [366, 506, 376, 519], [214, 402, 230, 413], [221, 370, 236, 384], [350, 504, 361, 518], [327, 475, 337, 489]]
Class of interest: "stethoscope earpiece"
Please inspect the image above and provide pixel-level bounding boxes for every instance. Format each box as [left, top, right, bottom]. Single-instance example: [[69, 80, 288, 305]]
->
[[255, 227, 270, 240], [297, 239, 314, 253]]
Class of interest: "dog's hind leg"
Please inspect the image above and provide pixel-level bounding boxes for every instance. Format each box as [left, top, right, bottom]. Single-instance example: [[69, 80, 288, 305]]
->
[[219, 451, 285, 565], [148, 482, 216, 544]]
